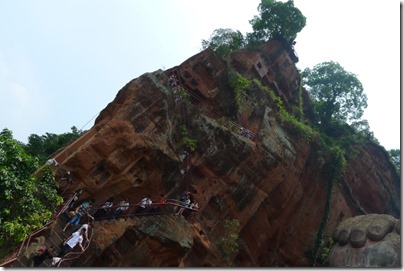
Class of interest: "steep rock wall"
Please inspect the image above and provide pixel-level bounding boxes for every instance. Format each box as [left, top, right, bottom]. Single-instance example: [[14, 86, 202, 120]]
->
[[52, 41, 400, 267]]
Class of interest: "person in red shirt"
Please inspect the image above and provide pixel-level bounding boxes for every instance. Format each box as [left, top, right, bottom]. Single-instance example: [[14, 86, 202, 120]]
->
[[150, 195, 166, 213]]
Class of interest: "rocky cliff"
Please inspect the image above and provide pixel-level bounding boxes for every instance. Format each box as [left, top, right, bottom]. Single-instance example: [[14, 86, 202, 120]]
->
[[52, 40, 400, 267]]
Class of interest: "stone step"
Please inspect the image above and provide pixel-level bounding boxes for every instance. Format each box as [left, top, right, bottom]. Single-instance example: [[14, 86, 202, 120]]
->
[[47, 232, 64, 253], [10, 255, 30, 268]]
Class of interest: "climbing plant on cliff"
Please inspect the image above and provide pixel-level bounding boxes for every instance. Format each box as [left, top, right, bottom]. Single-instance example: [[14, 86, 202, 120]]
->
[[301, 61, 368, 133], [316, 237, 334, 266], [0, 129, 63, 255], [251, 79, 315, 141], [177, 86, 190, 101], [311, 143, 346, 266], [179, 125, 197, 152], [229, 74, 255, 125], [247, 0, 306, 46], [217, 219, 240, 263]]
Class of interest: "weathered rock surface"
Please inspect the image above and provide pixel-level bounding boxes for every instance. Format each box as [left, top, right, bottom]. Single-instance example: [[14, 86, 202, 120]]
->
[[326, 214, 400, 267], [75, 215, 209, 267], [51, 40, 400, 267]]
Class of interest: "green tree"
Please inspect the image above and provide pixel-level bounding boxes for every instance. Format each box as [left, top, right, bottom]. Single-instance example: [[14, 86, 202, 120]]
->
[[247, 0, 306, 45], [301, 61, 368, 129], [0, 129, 63, 251], [23, 126, 84, 164], [388, 149, 400, 174], [201, 28, 245, 57]]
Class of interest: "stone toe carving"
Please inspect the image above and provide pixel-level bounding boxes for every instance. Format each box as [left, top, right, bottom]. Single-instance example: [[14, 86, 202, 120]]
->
[[327, 214, 400, 267], [367, 215, 395, 241]]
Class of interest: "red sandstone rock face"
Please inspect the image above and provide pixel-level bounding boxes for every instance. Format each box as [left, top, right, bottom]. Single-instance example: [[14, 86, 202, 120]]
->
[[52, 41, 400, 267], [231, 40, 300, 105]]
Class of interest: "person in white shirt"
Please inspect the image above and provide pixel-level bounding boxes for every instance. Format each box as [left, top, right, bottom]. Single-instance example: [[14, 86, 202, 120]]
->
[[112, 199, 130, 218], [74, 222, 93, 243], [45, 158, 58, 166], [94, 197, 114, 218], [134, 196, 152, 214], [58, 228, 86, 257]]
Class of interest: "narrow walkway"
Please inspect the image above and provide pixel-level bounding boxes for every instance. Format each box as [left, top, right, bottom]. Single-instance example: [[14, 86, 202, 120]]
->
[[0, 197, 198, 268], [2, 68, 249, 268]]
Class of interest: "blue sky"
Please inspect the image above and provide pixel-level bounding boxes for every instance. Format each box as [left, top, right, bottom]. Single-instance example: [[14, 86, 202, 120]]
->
[[0, 0, 400, 150]]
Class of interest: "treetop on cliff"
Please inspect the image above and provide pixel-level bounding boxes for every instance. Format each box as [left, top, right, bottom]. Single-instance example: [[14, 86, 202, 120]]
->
[[301, 61, 368, 129], [201, 0, 306, 55], [248, 0, 306, 45]]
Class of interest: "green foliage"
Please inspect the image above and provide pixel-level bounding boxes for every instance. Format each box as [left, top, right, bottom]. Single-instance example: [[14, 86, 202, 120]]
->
[[247, 0, 306, 45], [326, 119, 380, 159], [279, 107, 315, 142], [316, 237, 334, 265], [388, 149, 400, 175], [217, 219, 240, 259], [252, 79, 315, 141], [309, 118, 380, 162], [301, 61, 368, 130], [296, 82, 304, 120], [179, 125, 197, 152], [311, 143, 346, 266], [0, 129, 63, 251], [328, 145, 347, 181], [350, 120, 376, 141], [178, 86, 190, 101], [230, 74, 252, 109], [22, 126, 84, 164], [201, 1, 306, 53], [201, 28, 245, 57]]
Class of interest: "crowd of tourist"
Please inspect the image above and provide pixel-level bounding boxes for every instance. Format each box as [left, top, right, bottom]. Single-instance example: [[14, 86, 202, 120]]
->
[[29, 186, 199, 267]]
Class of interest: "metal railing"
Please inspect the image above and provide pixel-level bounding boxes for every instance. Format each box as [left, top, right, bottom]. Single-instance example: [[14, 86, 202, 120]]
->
[[0, 197, 198, 267], [0, 192, 76, 267]]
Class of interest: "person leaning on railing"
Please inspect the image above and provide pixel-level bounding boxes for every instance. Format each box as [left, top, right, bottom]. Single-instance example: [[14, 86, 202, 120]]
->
[[62, 199, 94, 232], [63, 189, 83, 218], [73, 222, 93, 243], [134, 196, 152, 215], [93, 197, 114, 219], [150, 195, 166, 213], [177, 194, 191, 216], [112, 199, 129, 218]]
